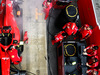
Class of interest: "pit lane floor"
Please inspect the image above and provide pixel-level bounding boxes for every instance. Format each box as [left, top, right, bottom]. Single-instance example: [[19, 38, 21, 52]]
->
[[16, 0, 48, 75]]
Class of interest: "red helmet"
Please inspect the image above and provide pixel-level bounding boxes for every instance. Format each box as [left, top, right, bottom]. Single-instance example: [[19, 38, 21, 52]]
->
[[71, 23, 76, 30], [84, 24, 89, 28]]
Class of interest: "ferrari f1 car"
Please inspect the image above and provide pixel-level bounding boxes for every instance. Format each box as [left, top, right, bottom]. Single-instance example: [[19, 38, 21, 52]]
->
[[0, 0, 28, 75]]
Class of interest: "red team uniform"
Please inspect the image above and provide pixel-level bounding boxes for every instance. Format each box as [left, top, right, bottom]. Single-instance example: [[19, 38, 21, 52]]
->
[[52, 31, 65, 45], [87, 69, 97, 75], [62, 22, 78, 36], [88, 56, 99, 68], [85, 44, 97, 56], [42, 0, 52, 19], [52, 22, 78, 45], [78, 24, 92, 40]]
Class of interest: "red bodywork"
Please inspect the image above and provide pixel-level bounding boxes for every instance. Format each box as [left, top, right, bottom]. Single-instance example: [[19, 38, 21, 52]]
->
[[0, 0, 22, 74], [77, 0, 100, 64]]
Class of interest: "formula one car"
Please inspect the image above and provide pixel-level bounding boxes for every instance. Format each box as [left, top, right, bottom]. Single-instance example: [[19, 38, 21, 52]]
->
[[0, 0, 28, 75]]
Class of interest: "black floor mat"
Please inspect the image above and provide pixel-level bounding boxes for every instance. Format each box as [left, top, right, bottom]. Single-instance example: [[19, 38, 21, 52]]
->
[[63, 41, 87, 75], [64, 57, 80, 74]]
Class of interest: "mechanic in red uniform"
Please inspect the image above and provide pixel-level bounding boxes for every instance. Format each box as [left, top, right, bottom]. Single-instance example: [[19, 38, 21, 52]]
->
[[62, 22, 78, 36], [98, 69, 100, 75], [52, 31, 66, 45], [74, 24, 93, 41], [52, 22, 78, 45], [83, 44, 98, 56], [86, 55, 99, 68], [79, 24, 93, 40], [42, 0, 52, 19], [86, 68, 98, 75]]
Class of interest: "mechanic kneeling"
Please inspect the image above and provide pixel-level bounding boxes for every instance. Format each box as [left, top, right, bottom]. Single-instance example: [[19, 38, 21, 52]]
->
[[86, 55, 99, 68], [83, 44, 98, 57]]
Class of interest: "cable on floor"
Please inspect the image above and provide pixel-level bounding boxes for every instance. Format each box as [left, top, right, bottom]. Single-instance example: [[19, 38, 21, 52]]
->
[[26, 71, 36, 75], [11, 64, 36, 75]]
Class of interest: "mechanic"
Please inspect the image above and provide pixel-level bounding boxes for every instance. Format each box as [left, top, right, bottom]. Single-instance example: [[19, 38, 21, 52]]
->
[[42, 0, 52, 19], [86, 55, 99, 68], [74, 24, 93, 41], [52, 31, 67, 45], [62, 22, 78, 36], [83, 44, 98, 56], [86, 68, 98, 75]]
